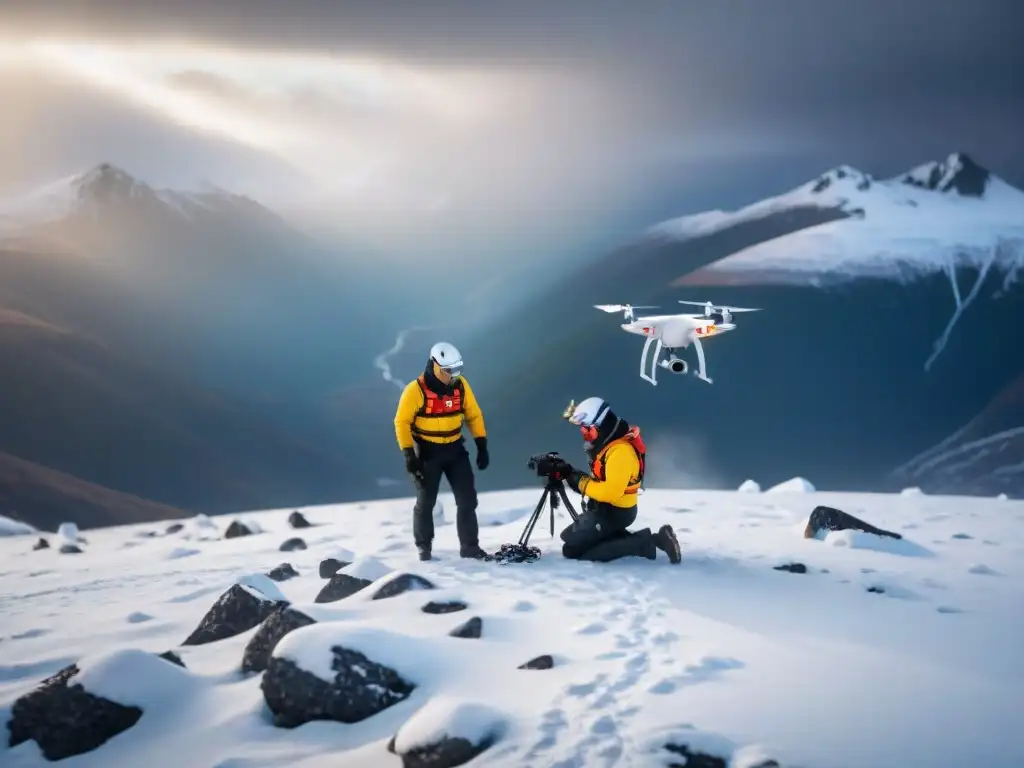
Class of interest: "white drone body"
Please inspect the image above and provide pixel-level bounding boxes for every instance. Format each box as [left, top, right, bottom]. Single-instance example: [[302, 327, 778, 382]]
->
[[593, 300, 762, 386]]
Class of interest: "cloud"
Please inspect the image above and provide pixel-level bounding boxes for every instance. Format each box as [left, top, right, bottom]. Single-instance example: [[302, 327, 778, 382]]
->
[[0, 0, 1021, 260]]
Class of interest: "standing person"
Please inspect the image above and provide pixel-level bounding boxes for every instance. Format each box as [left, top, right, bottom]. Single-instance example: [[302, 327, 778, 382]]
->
[[394, 342, 492, 561], [559, 396, 682, 564]]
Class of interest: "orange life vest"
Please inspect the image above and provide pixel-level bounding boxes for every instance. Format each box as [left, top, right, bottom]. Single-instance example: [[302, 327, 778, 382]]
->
[[591, 426, 646, 494], [411, 375, 466, 441]]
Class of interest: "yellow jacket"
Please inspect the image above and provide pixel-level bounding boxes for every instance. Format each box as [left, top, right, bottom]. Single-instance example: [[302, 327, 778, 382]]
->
[[395, 376, 486, 449], [576, 438, 642, 509]]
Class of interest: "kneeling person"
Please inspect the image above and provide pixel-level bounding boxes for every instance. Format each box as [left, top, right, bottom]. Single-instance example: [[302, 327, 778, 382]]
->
[[559, 396, 681, 564]]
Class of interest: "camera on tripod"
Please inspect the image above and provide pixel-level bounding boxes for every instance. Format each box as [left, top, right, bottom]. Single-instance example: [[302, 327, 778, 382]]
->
[[493, 451, 581, 564], [527, 451, 571, 480]]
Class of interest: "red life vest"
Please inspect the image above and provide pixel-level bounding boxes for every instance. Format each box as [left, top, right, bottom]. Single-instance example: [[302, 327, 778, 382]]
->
[[591, 426, 646, 494], [416, 375, 463, 416]]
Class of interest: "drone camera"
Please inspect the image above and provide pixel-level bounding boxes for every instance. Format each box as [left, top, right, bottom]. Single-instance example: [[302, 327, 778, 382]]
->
[[658, 356, 688, 374]]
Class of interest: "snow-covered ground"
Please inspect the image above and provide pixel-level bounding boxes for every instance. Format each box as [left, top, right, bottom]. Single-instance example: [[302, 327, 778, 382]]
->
[[1, 487, 1022, 768]]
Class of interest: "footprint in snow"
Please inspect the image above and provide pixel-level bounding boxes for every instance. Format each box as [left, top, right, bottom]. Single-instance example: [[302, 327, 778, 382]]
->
[[126, 611, 154, 623], [575, 621, 607, 636], [951, 532, 973, 540]]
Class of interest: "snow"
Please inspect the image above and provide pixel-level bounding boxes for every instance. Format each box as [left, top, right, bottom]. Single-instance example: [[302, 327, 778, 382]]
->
[[646, 154, 1024, 284], [765, 476, 816, 493], [1, 487, 1023, 768], [57, 522, 81, 543], [0, 515, 34, 536], [737, 479, 761, 493]]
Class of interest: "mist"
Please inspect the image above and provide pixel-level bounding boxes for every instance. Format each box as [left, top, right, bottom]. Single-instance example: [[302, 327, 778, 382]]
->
[[640, 430, 731, 492]]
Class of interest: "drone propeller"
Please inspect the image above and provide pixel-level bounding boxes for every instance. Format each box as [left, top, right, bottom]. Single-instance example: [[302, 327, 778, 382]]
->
[[594, 303, 659, 314], [677, 300, 762, 313]]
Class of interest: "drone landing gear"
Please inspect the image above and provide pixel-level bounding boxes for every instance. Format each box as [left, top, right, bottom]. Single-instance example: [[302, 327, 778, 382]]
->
[[640, 336, 662, 386], [638, 336, 713, 385], [692, 337, 712, 384]]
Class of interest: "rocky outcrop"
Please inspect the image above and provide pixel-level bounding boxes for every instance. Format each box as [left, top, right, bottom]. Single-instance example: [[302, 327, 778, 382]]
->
[[182, 583, 285, 645], [262, 645, 414, 728], [6, 664, 142, 761], [241, 606, 316, 674]]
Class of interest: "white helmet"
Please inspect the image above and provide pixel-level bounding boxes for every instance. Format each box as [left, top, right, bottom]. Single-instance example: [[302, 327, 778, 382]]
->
[[564, 396, 611, 427], [429, 341, 463, 377]]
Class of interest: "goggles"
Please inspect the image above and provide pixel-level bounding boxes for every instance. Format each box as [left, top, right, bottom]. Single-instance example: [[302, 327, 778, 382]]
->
[[434, 359, 463, 378], [562, 399, 602, 442]]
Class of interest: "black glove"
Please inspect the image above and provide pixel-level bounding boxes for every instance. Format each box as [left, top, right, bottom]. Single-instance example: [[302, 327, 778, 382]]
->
[[403, 448, 423, 480], [475, 437, 489, 471], [566, 467, 591, 494]]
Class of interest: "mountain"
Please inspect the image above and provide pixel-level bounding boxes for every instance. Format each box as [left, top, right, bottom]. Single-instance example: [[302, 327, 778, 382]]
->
[[0, 163, 396, 400], [0, 303, 379, 524], [0, 451, 192, 532], [890, 372, 1024, 497], [455, 152, 1024, 498]]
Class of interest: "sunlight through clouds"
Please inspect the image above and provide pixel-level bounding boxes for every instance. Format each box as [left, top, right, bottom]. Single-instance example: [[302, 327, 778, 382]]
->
[[2, 38, 523, 196]]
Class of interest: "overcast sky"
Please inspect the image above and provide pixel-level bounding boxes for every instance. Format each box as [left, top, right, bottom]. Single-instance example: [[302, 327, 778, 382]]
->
[[1, 0, 1021, 263]]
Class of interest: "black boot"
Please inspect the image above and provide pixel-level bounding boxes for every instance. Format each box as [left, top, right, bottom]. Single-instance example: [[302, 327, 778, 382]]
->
[[417, 545, 433, 562], [460, 544, 492, 561], [654, 525, 682, 564]]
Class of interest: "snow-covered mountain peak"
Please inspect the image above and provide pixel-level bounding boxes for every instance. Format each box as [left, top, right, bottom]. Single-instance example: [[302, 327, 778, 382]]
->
[[0, 164, 278, 238], [900, 152, 990, 197]]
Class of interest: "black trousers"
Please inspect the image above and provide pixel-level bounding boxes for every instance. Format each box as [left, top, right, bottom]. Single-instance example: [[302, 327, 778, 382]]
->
[[560, 500, 657, 562], [412, 439, 479, 550]]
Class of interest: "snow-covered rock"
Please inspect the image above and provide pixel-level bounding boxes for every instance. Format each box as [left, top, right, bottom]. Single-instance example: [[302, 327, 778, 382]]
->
[[737, 479, 761, 493], [0, 515, 35, 536], [765, 477, 815, 493]]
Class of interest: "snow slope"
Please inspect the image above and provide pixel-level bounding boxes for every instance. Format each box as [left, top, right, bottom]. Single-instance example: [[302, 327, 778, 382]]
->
[[1, 487, 1022, 767], [0, 515, 35, 537], [647, 153, 1024, 287]]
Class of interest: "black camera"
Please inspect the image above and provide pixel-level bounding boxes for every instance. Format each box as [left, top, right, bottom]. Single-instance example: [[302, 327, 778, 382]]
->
[[528, 451, 570, 479]]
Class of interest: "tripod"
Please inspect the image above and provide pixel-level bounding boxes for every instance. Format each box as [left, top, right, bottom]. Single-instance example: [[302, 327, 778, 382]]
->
[[518, 474, 580, 549]]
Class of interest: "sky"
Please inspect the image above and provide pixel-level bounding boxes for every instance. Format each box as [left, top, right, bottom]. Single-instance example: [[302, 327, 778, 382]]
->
[[1, 0, 1022, 268]]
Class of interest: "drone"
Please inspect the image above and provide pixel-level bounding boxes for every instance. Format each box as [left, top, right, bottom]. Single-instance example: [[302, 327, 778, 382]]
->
[[593, 300, 761, 385]]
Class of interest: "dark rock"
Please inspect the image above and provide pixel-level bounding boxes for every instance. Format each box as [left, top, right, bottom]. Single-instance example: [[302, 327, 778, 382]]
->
[[59, 543, 83, 554], [867, 586, 885, 594], [279, 537, 307, 552], [32, 538, 49, 550], [388, 731, 499, 768], [664, 743, 728, 768], [7, 663, 143, 761], [165, 523, 185, 534], [804, 505, 901, 540], [449, 617, 483, 639], [518, 654, 554, 670], [773, 562, 807, 574], [158, 651, 185, 668], [267, 563, 299, 582], [242, 605, 316, 674], [372, 573, 436, 600], [182, 583, 285, 645], [318, 557, 349, 579], [288, 511, 312, 529], [262, 645, 414, 728], [422, 600, 468, 615], [314, 574, 372, 603], [224, 520, 254, 539]]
